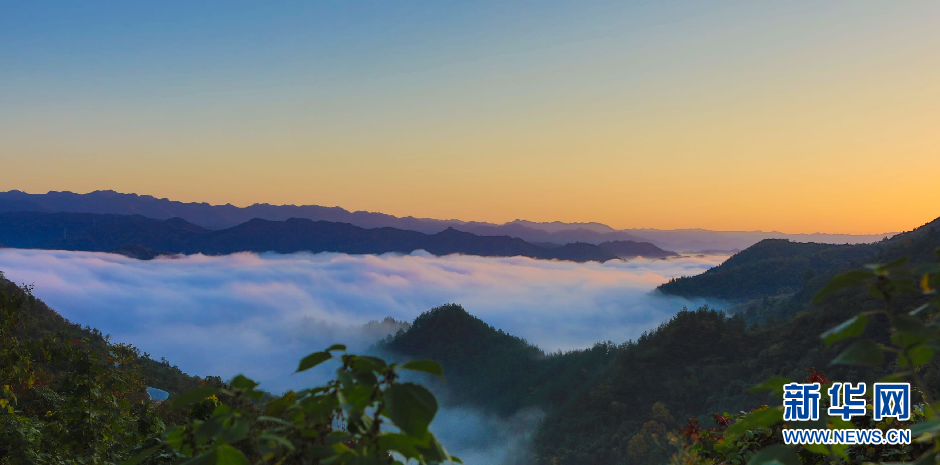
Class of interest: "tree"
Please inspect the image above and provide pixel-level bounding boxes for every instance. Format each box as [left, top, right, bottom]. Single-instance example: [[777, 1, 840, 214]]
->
[[133, 348, 459, 464], [680, 251, 940, 464]]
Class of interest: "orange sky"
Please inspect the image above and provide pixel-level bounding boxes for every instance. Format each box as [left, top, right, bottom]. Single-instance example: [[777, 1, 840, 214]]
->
[[2, 1, 938, 234]]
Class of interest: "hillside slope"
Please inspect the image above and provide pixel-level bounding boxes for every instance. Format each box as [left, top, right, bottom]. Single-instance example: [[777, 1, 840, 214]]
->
[[657, 216, 940, 302], [0, 273, 201, 398]]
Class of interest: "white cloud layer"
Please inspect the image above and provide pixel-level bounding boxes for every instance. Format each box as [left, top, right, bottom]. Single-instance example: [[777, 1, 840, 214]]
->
[[0, 249, 725, 391]]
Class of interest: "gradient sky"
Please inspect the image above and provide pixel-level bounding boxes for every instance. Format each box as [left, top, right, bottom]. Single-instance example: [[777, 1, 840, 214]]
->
[[2, 1, 938, 234]]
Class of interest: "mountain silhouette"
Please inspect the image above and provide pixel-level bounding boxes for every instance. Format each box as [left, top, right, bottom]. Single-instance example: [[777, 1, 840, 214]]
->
[[0, 190, 890, 252], [0, 211, 618, 262], [597, 240, 680, 259]]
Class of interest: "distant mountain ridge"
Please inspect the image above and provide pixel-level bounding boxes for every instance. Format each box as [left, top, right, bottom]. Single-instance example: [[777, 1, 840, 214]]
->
[[598, 240, 679, 259], [0, 190, 892, 252], [657, 215, 940, 302], [0, 211, 619, 262]]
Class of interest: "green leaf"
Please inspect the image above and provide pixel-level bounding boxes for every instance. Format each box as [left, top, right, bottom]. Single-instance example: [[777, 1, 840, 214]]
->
[[343, 384, 376, 411], [305, 445, 336, 459], [726, 407, 783, 437], [828, 416, 854, 430], [352, 355, 388, 372], [831, 339, 884, 366], [229, 374, 258, 390], [892, 331, 930, 350], [257, 415, 293, 427], [352, 370, 378, 385], [788, 416, 827, 430], [378, 433, 423, 459], [120, 445, 160, 465], [914, 263, 940, 275], [400, 360, 444, 378], [888, 277, 917, 295], [171, 387, 220, 409], [747, 445, 800, 465], [910, 420, 940, 436], [258, 434, 296, 451], [210, 444, 249, 465], [892, 314, 931, 337], [263, 395, 295, 417], [297, 351, 332, 373], [830, 443, 849, 460], [220, 417, 250, 443], [814, 270, 872, 303], [415, 432, 453, 463], [336, 368, 354, 387], [326, 344, 347, 352], [324, 431, 353, 445], [820, 315, 868, 347], [384, 382, 438, 436], [197, 417, 225, 440], [801, 443, 829, 456], [880, 256, 910, 271], [163, 426, 185, 450], [749, 377, 792, 397], [899, 344, 934, 367], [878, 372, 911, 383]]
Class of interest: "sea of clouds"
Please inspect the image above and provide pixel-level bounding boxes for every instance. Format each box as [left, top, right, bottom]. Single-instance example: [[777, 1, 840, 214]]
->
[[0, 248, 726, 463]]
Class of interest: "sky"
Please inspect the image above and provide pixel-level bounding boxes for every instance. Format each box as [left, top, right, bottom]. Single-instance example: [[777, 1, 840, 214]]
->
[[2, 1, 938, 234]]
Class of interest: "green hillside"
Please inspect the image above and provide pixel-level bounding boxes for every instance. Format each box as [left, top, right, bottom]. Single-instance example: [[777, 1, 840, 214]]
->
[[375, 217, 940, 464]]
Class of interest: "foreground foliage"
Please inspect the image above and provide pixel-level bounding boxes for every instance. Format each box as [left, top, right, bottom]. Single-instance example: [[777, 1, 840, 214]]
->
[[0, 274, 457, 464], [674, 249, 940, 464], [1, 279, 167, 464], [130, 346, 458, 465]]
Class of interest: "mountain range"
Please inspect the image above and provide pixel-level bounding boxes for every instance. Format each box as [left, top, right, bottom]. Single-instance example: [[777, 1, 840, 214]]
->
[[0, 190, 892, 252], [0, 211, 676, 262]]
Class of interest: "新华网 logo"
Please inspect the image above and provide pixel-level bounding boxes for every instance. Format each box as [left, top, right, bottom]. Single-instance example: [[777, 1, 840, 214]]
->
[[780, 382, 912, 445]]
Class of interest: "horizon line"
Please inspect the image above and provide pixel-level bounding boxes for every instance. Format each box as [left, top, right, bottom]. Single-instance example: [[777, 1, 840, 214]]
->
[[1, 188, 904, 237]]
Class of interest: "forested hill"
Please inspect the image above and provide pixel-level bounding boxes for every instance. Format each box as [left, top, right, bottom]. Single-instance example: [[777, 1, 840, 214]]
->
[[0, 272, 201, 399], [376, 304, 620, 416], [657, 216, 940, 302], [0, 211, 617, 263], [656, 239, 874, 301], [376, 298, 939, 464]]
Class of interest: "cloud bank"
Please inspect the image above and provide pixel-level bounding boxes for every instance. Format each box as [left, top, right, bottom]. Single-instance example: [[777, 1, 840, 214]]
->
[[0, 249, 725, 463], [0, 249, 725, 391]]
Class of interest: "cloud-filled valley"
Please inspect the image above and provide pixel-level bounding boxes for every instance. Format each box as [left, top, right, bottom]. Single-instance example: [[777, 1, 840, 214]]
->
[[0, 248, 727, 463], [0, 249, 725, 391]]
